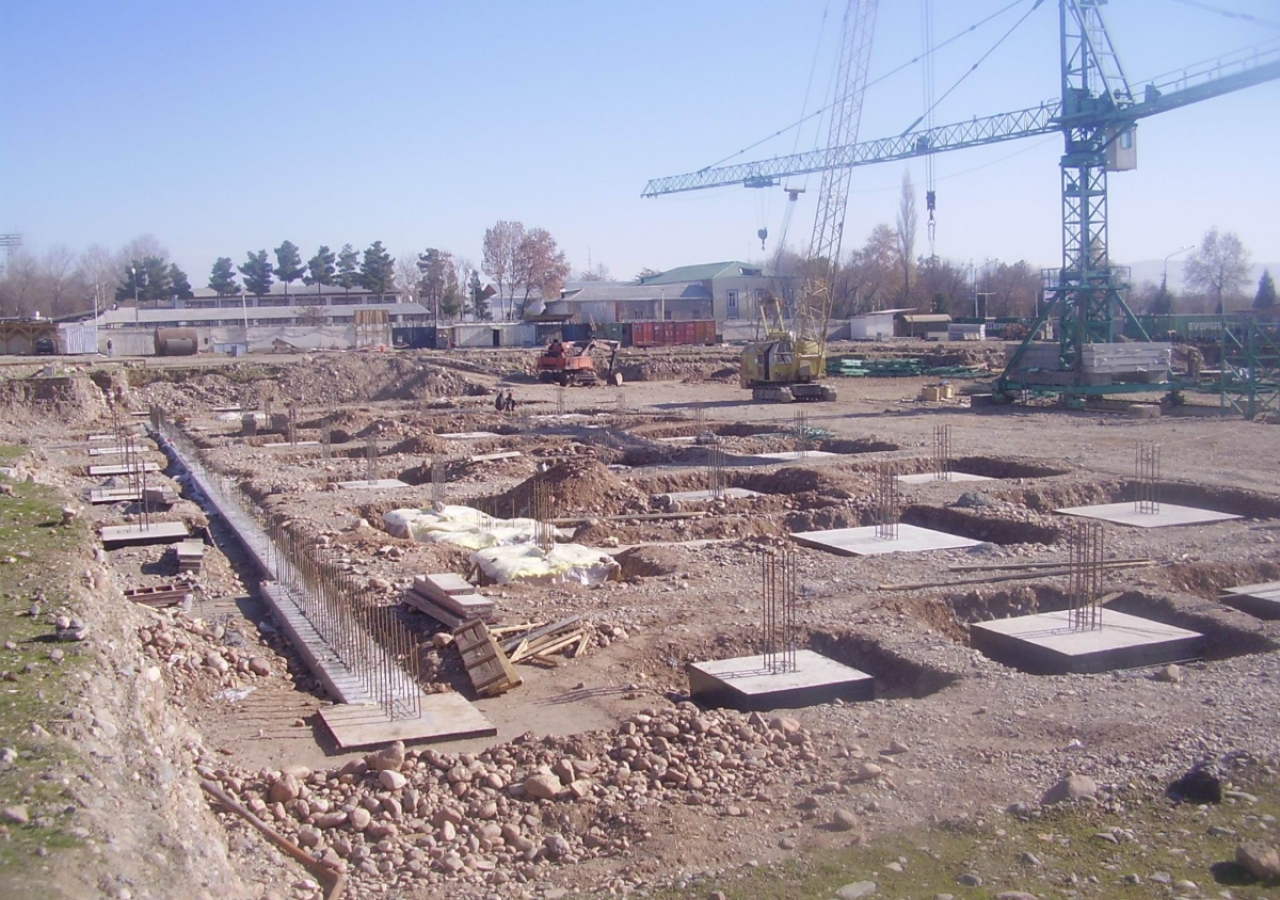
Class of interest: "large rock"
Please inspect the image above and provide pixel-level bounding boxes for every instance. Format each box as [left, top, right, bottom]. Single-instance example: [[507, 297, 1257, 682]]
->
[[267, 773, 299, 804], [378, 769, 407, 791], [523, 772, 563, 800], [1237, 842, 1280, 880], [830, 808, 858, 831], [1041, 773, 1096, 805], [836, 882, 877, 898], [365, 740, 406, 773]]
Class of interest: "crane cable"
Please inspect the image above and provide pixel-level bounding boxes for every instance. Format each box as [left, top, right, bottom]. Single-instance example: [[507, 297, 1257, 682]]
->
[[899, 0, 1047, 136], [1163, 0, 1280, 31], [921, 0, 938, 256], [766, 2, 833, 257], [697, 0, 1034, 174]]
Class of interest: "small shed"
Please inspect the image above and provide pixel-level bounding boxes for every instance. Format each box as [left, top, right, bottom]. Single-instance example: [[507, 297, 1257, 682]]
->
[[847, 309, 910, 341], [896, 313, 952, 338]]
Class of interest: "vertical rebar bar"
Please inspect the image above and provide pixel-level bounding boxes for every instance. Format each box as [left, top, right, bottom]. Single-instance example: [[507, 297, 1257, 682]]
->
[[366, 433, 378, 482], [1135, 441, 1160, 515], [556, 386, 566, 417], [875, 461, 900, 540], [1068, 520, 1104, 631], [794, 410, 811, 459], [933, 424, 952, 482], [760, 549, 798, 674], [707, 439, 726, 500]]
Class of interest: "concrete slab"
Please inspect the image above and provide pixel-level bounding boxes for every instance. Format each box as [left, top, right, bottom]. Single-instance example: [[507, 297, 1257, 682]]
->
[[791, 523, 981, 557], [87, 444, 149, 457], [688, 649, 873, 711], [655, 436, 697, 444], [897, 472, 994, 485], [746, 450, 839, 462], [657, 488, 762, 503], [1222, 581, 1280, 619], [335, 478, 411, 491], [88, 489, 142, 505], [1054, 502, 1240, 528], [88, 463, 160, 476], [970, 608, 1204, 674], [264, 440, 320, 448], [319, 694, 496, 750], [100, 521, 189, 549], [439, 431, 501, 440]]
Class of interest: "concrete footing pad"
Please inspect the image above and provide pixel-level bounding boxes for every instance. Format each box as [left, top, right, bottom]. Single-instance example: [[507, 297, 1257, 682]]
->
[[792, 523, 980, 556], [970, 608, 1204, 674], [688, 649, 874, 711], [897, 472, 994, 485], [1221, 581, 1280, 619], [335, 478, 410, 491], [1054, 502, 1240, 528]]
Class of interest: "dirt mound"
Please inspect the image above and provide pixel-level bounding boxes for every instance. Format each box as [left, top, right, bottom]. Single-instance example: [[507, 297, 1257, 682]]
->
[[501, 458, 646, 516], [389, 433, 449, 456], [277, 355, 488, 404], [0, 373, 111, 426], [616, 545, 684, 578]]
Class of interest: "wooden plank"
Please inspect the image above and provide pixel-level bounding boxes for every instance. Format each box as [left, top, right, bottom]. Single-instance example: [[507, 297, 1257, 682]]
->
[[500, 615, 581, 655], [124, 583, 192, 608], [319, 695, 496, 750], [453, 619, 522, 696], [402, 590, 466, 628]]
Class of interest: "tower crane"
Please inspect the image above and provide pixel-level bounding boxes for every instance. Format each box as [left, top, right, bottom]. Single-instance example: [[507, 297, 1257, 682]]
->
[[740, 0, 877, 402], [642, 0, 1280, 401]]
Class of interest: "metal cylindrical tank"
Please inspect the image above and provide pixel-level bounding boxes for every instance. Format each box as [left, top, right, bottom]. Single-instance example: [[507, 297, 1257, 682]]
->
[[153, 327, 199, 356]]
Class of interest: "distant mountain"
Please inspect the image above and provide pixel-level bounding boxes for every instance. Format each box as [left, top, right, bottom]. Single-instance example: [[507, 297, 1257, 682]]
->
[[1124, 259, 1278, 293]]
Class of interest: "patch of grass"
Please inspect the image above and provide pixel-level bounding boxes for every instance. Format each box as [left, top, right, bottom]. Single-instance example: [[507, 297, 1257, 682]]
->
[[0, 446, 24, 461], [660, 773, 1280, 900], [0, 479, 88, 871]]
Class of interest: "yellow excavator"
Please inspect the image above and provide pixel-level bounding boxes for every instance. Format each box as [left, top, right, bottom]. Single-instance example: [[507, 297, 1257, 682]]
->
[[738, 0, 877, 403]]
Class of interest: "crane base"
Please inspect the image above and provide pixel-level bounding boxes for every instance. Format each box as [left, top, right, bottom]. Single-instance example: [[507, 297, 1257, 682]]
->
[[750, 385, 836, 403]]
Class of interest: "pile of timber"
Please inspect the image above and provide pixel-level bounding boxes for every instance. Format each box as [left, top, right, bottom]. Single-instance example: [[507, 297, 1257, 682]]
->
[[492, 616, 589, 665], [124, 583, 192, 608], [404, 574, 495, 628]]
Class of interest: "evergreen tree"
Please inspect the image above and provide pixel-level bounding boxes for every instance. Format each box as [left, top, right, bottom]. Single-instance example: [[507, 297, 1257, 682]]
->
[[239, 250, 275, 298], [304, 245, 337, 292], [359, 241, 395, 294], [274, 240, 305, 298], [116, 256, 171, 303], [335, 244, 360, 296], [169, 264, 194, 300], [1256, 269, 1277, 310], [209, 257, 240, 296], [468, 271, 490, 321]]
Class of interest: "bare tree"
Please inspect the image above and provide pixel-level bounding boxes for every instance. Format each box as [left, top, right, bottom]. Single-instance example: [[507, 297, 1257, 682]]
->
[[78, 244, 118, 314], [895, 172, 917, 306], [115, 234, 169, 273], [513, 228, 570, 315], [0, 250, 39, 317], [1184, 227, 1252, 313], [393, 254, 421, 304], [482, 221, 526, 320], [42, 245, 80, 317]]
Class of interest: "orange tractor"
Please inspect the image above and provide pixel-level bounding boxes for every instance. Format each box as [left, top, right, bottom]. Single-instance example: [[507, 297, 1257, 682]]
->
[[536, 338, 623, 387]]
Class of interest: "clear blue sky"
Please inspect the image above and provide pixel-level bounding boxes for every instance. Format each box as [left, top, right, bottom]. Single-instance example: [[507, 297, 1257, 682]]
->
[[2, 0, 1278, 286]]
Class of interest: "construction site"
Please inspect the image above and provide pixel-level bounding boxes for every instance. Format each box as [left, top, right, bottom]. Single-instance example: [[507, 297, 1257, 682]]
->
[[3, 1, 1280, 899]]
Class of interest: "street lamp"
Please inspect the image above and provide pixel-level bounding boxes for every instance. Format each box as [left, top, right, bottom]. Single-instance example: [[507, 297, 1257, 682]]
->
[[131, 265, 139, 325]]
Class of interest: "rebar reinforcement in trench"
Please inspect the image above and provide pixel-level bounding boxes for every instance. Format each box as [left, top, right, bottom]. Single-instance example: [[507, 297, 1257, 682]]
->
[[150, 411, 424, 719]]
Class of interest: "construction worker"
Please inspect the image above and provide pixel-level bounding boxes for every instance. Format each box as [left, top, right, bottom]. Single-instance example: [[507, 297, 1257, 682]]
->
[[504, 392, 517, 413], [493, 390, 505, 412], [546, 339, 564, 358]]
